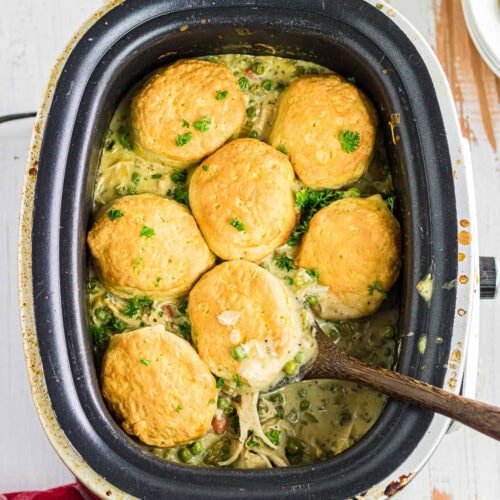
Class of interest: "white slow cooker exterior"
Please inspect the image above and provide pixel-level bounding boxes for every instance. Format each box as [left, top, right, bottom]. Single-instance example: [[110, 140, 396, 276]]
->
[[18, 1, 479, 498]]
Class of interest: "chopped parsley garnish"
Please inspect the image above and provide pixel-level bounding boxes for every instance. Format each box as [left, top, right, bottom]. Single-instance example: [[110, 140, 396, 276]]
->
[[178, 300, 188, 315], [182, 118, 190, 128], [216, 377, 224, 389], [229, 217, 246, 232], [110, 319, 126, 333], [118, 127, 133, 150], [265, 429, 281, 446], [278, 143, 289, 155], [238, 76, 250, 90], [368, 280, 388, 299], [151, 173, 162, 179], [215, 89, 229, 100], [252, 62, 265, 75], [95, 306, 113, 324], [90, 324, 109, 346], [339, 130, 361, 153], [171, 169, 187, 184], [123, 296, 153, 318], [306, 267, 320, 281], [176, 131, 193, 147], [131, 171, 141, 184], [140, 225, 155, 238], [154, 277, 162, 287], [385, 195, 396, 212], [202, 164, 209, 171], [177, 322, 191, 341], [193, 116, 211, 132], [176, 405, 183, 412], [140, 359, 151, 367], [166, 186, 189, 206], [285, 276, 294, 286], [233, 374, 244, 388], [133, 257, 143, 271], [347, 76, 356, 84], [275, 254, 295, 272], [232, 345, 248, 361], [107, 208, 124, 221], [288, 188, 343, 246], [168, 169, 189, 206], [248, 440, 260, 448], [87, 278, 101, 293]]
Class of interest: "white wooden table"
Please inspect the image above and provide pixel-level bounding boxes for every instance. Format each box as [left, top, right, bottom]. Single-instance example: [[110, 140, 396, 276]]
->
[[1, 1, 498, 498]]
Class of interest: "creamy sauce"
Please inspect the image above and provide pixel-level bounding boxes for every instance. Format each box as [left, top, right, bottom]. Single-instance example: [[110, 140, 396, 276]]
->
[[89, 54, 399, 468]]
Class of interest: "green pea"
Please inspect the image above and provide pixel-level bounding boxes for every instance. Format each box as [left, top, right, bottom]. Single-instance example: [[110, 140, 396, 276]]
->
[[269, 392, 284, 405], [246, 106, 257, 119], [238, 76, 250, 90], [178, 447, 193, 463], [298, 388, 307, 398], [286, 437, 303, 456], [261, 79, 273, 91], [190, 440, 203, 456], [294, 352, 304, 364], [248, 130, 259, 139], [217, 397, 231, 409], [299, 399, 311, 411], [329, 326, 340, 341], [252, 62, 265, 75], [283, 360, 298, 376], [131, 172, 141, 184]]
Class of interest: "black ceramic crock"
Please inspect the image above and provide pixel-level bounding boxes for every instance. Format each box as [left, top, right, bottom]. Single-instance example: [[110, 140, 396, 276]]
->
[[21, 0, 467, 498]]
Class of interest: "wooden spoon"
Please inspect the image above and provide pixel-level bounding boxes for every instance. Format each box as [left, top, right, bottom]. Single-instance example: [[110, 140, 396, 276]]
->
[[303, 323, 500, 441]]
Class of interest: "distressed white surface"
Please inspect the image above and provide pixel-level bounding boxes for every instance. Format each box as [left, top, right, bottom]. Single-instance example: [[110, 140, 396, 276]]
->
[[0, 0, 498, 497]]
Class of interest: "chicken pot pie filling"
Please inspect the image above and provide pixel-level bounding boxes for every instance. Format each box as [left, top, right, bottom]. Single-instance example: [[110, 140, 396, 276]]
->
[[88, 54, 400, 468]]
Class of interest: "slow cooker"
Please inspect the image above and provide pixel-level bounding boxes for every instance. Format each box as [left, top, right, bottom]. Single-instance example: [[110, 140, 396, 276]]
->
[[18, 0, 496, 498]]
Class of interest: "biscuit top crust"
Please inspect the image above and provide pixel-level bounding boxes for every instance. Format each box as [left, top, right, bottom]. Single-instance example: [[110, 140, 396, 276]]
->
[[101, 325, 216, 447], [270, 75, 377, 189], [295, 195, 401, 319], [188, 260, 302, 391], [130, 59, 246, 166], [189, 138, 297, 262], [87, 193, 215, 299]]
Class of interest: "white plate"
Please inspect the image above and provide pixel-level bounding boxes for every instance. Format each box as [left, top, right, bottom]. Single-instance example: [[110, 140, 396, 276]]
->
[[462, 0, 500, 77]]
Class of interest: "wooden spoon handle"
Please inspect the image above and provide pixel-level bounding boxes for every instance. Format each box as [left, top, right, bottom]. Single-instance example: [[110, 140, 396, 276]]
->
[[340, 356, 500, 440]]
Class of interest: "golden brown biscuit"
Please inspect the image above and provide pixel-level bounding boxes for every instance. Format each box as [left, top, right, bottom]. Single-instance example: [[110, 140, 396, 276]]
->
[[269, 75, 377, 189], [295, 195, 401, 319], [87, 193, 215, 300], [101, 325, 216, 447], [189, 138, 297, 262], [188, 260, 304, 391], [130, 59, 246, 167]]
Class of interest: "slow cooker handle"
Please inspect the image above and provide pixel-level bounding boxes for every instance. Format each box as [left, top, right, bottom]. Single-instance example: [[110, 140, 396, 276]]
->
[[480, 256, 498, 299]]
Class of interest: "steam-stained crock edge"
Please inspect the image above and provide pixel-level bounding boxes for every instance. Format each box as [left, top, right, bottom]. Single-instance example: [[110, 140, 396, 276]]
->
[[17, 0, 478, 499]]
